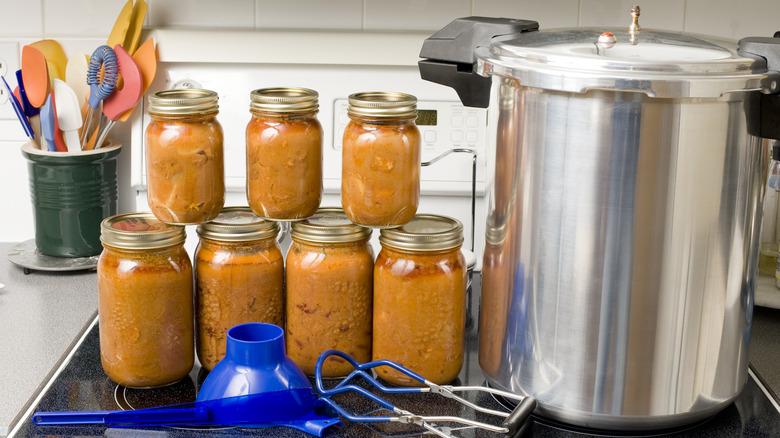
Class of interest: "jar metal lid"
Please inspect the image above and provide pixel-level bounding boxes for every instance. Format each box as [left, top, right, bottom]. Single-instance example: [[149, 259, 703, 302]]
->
[[379, 214, 463, 251], [197, 207, 280, 242], [347, 91, 417, 118], [250, 87, 319, 113], [100, 213, 186, 249], [291, 207, 371, 243], [148, 89, 219, 115]]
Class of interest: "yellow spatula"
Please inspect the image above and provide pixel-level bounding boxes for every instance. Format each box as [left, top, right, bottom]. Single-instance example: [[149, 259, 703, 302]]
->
[[107, 0, 134, 48], [123, 0, 148, 55]]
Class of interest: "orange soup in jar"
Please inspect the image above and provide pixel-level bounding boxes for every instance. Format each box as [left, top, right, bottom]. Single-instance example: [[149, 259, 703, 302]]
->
[[373, 215, 466, 386], [285, 208, 374, 377], [195, 207, 284, 371], [341, 92, 420, 228], [145, 89, 225, 224], [97, 213, 194, 388], [246, 87, 323, 220]]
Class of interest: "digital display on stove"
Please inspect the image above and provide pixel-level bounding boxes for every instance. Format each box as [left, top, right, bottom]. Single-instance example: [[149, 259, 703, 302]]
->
[[416, 109, 437, 126]]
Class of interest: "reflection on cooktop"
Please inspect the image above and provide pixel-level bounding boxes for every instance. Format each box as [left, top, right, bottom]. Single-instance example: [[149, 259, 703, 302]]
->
[[11, 316, 780, 438]]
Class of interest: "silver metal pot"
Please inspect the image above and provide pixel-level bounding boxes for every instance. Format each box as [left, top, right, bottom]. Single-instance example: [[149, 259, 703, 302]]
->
[[420, 10, 780, 430]]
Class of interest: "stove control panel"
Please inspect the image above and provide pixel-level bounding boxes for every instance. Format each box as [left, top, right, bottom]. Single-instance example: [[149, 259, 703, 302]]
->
[[332, 99, 488, 157], [331, 99, 488, 195]]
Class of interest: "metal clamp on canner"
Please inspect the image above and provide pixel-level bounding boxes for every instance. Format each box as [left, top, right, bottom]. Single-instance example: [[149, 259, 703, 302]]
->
[[739, 32, 780, 143]]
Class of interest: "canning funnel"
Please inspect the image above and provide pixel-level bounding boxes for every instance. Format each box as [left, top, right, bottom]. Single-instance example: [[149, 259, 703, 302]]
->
[[32, 323, 341, 435]]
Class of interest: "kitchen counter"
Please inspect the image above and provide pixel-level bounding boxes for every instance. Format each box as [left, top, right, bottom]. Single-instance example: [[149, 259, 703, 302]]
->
[[2, 240, 780, 437], [0, 242, 99, 437]]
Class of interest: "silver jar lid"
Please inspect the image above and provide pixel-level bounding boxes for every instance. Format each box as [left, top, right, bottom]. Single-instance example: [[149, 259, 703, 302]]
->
[[347, 92, 417, 118], [379, 214, 463, 251], [250, 87, 319, 113], [148, 89, 219, 115], [291, 208, 371, 244], [101, 213, 186, 250], [197, 207, 280, 242]]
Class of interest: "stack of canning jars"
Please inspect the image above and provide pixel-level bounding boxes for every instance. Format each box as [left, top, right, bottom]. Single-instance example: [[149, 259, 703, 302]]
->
[[96, 87, 468, 389], [98, 89, 228, 388]]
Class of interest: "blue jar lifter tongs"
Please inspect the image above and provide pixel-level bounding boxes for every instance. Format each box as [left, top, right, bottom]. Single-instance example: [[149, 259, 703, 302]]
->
[[315, 350, 537, 438]]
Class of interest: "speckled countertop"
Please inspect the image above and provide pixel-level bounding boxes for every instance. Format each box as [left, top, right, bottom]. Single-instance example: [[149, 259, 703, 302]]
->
[[2, 240, 780, 438], [0, 242, 99, 437]]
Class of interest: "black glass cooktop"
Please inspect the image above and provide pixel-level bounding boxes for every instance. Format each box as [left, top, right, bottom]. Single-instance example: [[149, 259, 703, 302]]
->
[[10, 277, 780, 438]]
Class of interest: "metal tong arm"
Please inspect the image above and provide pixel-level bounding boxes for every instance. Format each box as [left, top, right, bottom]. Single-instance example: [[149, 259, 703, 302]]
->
[[314, 350, 536, 436], [314, 349, 426, 422]]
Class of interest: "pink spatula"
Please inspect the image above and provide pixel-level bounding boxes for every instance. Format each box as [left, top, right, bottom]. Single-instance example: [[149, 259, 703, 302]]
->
[[93, 45, 143, 149]]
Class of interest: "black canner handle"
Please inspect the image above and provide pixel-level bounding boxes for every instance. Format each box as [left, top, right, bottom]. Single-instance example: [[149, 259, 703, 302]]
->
[[739, 32, 780, 140], [418, 16, 538, 108]]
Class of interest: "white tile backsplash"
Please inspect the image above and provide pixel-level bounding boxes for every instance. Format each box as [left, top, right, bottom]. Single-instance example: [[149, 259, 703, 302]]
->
[[685, 0, 780, 40], [0, 1, 43, 37], [473, 0, 580, 29], [579, 0, 685, 32], [257, 0, 363, 29], [42, 0, 132, 37], [364, 0, 471, 31], [148, 0, 255, 28]]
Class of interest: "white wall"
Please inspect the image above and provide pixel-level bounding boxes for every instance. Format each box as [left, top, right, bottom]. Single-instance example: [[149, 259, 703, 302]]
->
[[1, 0, 779, 244]]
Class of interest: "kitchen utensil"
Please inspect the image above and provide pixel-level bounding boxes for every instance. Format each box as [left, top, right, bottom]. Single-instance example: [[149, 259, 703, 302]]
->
[[32, 323, 341, 435], [21, 45, 49, 108], [106, 0, 133, 49], [30, 39, 67, 81], [52, 79, 83, 152], [79, 45, 117, 150], [65, 52, 90, 109], [50, 94, 68, 152], [16, 70, 42, 142], [2, 77, 34, 141], [39, 94, 58, 152], [123, 0, 148, 55], [314, 350, 536, 438], [419, 12, 780, 430], [117, 37, 156, 122], [93, 45, 143, 149]]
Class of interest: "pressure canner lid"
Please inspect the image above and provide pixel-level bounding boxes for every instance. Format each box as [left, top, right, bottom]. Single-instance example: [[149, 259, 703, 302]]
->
[[476, 27, 768, 98]]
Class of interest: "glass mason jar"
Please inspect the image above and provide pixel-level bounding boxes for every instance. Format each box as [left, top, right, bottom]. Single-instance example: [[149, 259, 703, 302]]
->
[[195, 207, 284, 371], [285, 208, 374, 377], [97, 213, 194, 388], [341, 92, 421, 228], [373, 214, 467, 386], [246, 87, 323, 220], [145, 89, 225, 224]]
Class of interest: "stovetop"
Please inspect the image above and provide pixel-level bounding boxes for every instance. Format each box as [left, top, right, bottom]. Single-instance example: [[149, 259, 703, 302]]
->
[[10, 277, 780, 438]]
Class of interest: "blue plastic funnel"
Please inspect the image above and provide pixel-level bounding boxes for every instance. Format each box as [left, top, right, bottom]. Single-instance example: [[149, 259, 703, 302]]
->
[[32, 323, 341, 436]]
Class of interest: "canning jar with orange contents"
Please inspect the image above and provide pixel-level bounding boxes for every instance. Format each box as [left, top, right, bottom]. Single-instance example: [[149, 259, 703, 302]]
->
[[342, 92, 420, 228], [285, 208, 373, 377], [195, 207, 284, 371], [145, 89, 225, 224], [373, 215, 467, 386], [246, 87, 322, 220], [97, 213, 194, 388]]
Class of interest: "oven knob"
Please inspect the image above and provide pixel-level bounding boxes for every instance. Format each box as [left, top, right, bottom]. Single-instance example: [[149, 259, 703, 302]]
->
[[171, 78, 203, 90]]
